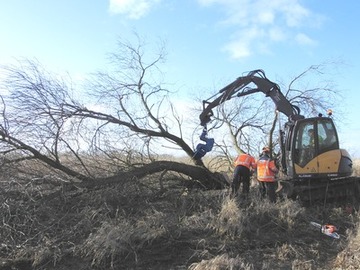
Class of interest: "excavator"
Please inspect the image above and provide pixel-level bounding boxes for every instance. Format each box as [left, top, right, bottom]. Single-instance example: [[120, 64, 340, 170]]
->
[[199, 69, 359, 204]]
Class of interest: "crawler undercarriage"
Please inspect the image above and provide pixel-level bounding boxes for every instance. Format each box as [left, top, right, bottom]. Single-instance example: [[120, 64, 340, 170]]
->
[[279, 176, 360, 206]]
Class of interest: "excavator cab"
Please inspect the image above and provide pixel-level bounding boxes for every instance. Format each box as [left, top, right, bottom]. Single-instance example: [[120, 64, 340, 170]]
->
[[286, 116, 353, 179]]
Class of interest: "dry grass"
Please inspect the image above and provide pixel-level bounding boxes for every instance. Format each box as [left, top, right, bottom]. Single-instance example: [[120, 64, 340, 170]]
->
[[352, 159, 360, 176], [213, 194, 304, 240], [80, 210, 168, 268], [1, 161, 360, 269], [333, 212, 360, 269], [213, 197, 242, 238], [188, 254, 254, 270]]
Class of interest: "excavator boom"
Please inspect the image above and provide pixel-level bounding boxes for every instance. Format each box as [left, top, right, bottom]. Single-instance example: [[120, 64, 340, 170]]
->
[[200, 69, 303, 126]]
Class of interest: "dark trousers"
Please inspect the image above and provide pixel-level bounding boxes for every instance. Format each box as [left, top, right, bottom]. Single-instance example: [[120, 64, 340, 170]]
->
[[259, 181, 276, 203], [231, 165, 250, 195]]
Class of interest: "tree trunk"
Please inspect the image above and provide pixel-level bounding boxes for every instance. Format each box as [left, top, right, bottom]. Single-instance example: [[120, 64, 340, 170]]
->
[[84, 160, 229, 190]]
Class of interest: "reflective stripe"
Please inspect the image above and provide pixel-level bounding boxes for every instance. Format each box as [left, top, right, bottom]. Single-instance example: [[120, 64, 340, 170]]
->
[[258, 175, 275, 181]]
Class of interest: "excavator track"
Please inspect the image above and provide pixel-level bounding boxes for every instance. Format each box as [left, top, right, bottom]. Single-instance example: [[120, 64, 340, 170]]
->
[[279, 176, 360, 206]]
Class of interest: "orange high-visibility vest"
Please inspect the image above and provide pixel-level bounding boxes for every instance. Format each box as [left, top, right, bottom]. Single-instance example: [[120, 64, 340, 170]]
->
[[234, 153, 256, 170], [256, 156, 278, 182]]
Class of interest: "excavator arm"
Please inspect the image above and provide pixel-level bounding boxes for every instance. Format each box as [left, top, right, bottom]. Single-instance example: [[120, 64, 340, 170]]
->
[[199, 69, 304, 126]]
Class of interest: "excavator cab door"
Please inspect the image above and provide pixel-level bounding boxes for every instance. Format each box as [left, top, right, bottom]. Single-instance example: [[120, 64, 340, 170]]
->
[[290, 117, 340, 178]]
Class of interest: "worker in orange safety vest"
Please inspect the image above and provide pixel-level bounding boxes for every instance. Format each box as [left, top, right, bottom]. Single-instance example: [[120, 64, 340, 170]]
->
[[256, 146, 278, 203], [231, 152, 256, 197]]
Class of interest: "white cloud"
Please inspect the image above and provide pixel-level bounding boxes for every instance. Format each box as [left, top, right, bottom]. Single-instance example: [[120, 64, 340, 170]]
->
[[198, 0, 323, 59], [268, 27, 286, 42], [109, 0, 161, 19], [282, 2, 310, 27], [258, 10, 275, 25], [295, 33, 317, 46], [223, 26, 264, 59], [223, 40, 251, 59]]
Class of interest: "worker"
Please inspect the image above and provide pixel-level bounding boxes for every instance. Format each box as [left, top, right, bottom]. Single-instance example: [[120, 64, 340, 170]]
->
[[231, 152, 256, 197], [256, 146, 278, 203], [308, 128, 324, 146], [193, 126, 214, 160]]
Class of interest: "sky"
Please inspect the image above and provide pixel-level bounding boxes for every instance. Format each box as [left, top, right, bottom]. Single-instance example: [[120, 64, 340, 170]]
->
[[0, 0, 359, 158]]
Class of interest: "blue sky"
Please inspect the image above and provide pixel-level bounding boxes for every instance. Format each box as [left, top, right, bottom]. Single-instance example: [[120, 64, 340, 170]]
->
[[0, 0, 359, 157]]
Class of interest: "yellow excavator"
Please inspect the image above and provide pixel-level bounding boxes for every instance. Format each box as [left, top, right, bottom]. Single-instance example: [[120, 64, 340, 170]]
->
[[199, 69, 358, 203]]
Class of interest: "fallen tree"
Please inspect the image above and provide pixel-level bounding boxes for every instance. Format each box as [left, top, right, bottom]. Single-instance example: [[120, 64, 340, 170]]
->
[[0, 38, 228, 190]]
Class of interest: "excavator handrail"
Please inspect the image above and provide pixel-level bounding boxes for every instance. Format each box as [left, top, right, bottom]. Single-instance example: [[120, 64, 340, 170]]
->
[[199, 69, 304, 126]]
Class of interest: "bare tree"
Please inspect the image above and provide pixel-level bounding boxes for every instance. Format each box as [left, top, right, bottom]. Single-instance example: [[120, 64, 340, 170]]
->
[[283, 63, 341, 115], [0, 35, 343, 191], [0, 39, 227, 189], [270, 63, 342, 152], [209, 63, 343, 163]]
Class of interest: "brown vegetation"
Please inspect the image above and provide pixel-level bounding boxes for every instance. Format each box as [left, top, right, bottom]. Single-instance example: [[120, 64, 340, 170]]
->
[[0, 161, 360, 270]]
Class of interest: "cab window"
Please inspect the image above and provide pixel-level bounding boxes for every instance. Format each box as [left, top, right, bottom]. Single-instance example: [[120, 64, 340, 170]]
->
[[317, 119, 339, 153], [294, 122, 315, 166]]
